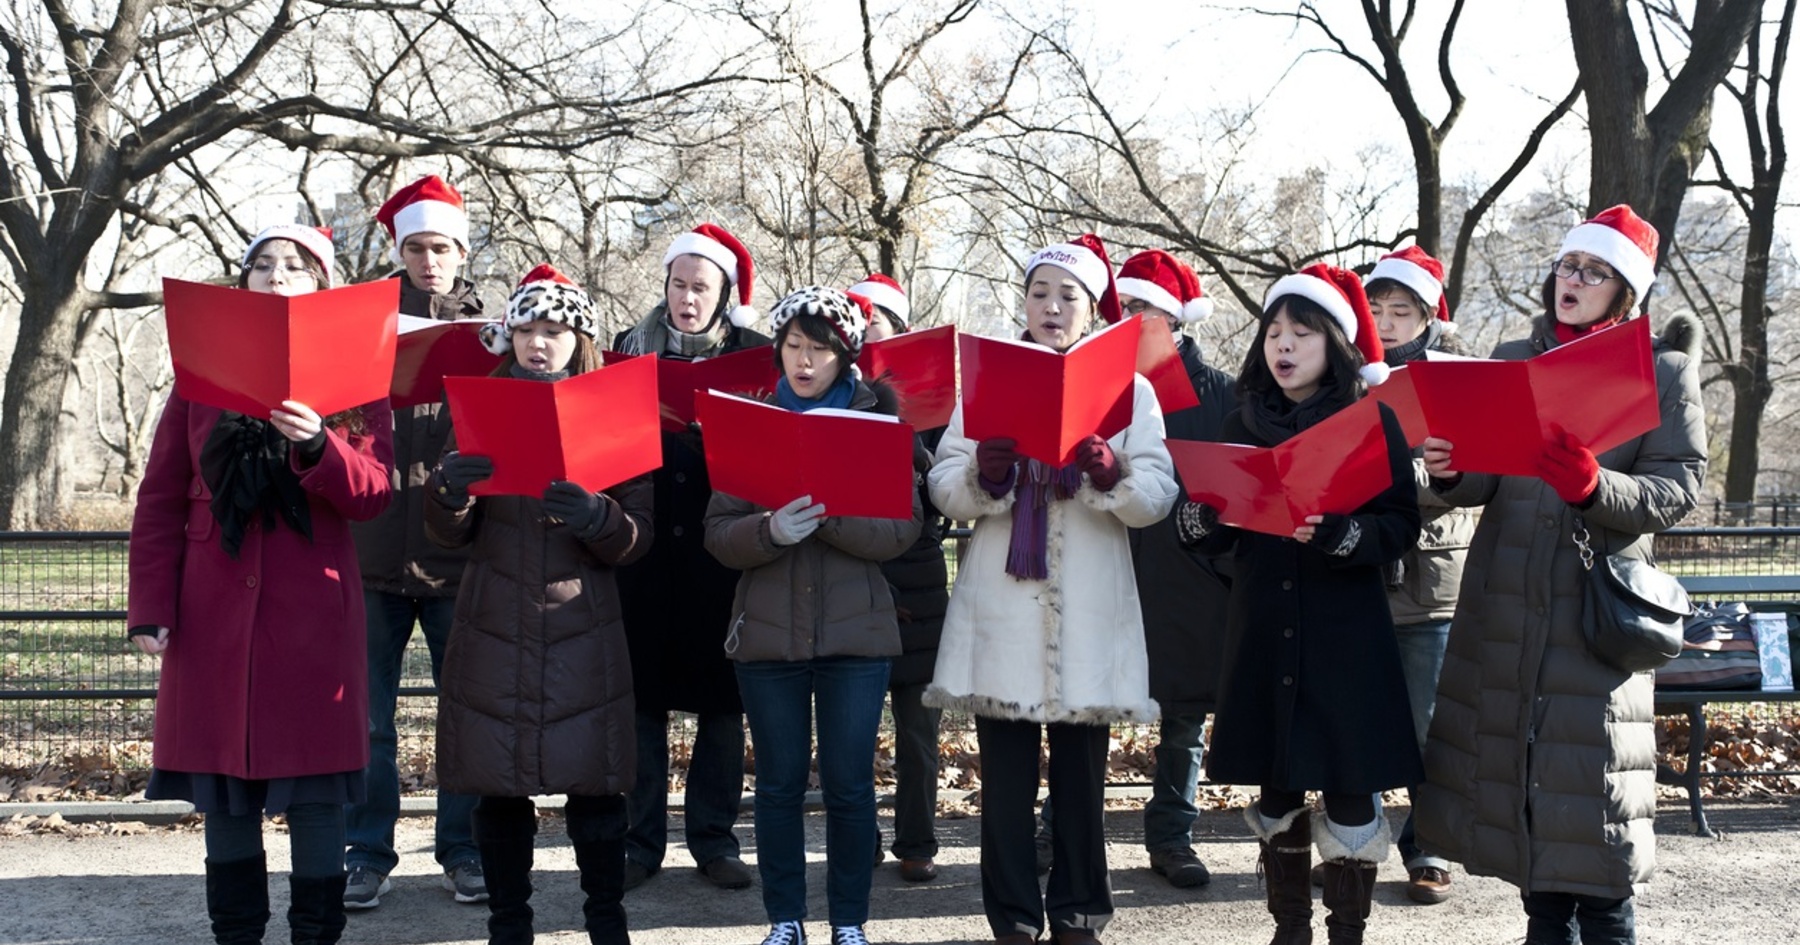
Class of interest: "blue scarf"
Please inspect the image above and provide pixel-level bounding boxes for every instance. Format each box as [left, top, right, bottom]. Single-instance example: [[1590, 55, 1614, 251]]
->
[[776, 373, 857, 413]]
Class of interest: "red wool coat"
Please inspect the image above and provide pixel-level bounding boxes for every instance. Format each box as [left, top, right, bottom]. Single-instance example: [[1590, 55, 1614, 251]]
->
[[128, 394, 395, 780]]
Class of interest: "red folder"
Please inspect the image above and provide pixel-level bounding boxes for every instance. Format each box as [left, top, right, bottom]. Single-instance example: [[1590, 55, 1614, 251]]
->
[[1136, 315, 1201, 415], [164, 278, 398, 418], [1167, 397, 1392, 536], [1373, 318, 1661, 475], [958, 317, 1142, 466], [442, 355, 662, 496], [391, 315, 504, 409], [602, 346, 780, 432], [695, 390, 915, 519], [856, 324, 957, 429]]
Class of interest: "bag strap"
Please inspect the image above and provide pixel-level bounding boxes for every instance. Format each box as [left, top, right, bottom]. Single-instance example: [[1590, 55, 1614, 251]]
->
[[1573, 512, 1601, 571]]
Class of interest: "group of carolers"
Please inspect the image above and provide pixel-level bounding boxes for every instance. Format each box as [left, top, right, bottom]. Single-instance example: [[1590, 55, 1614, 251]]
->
[[126, 173, 1705, 945]]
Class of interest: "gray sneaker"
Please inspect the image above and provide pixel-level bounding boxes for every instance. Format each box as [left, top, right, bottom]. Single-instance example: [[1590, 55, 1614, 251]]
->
[[443, 859, 489, 903], [343, 865, 392, 910]]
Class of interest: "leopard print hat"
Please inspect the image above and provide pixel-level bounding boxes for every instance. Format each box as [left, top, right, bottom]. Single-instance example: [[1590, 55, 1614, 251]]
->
[[480, 263, 599, 354], [768, 285, 872, 359]]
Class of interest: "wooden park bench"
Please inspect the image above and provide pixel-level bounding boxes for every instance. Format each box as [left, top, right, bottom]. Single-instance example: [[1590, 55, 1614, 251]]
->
[[1655, 573, 1800, 837]]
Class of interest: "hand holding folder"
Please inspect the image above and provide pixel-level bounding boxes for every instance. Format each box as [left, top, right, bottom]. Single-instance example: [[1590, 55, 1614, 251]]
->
[[1166, 397, 1393, 536], [695, 390, 915, 519], [443, 355, 661, 496], [958, 317, 1142, 466], [164, 278, 399, 418]]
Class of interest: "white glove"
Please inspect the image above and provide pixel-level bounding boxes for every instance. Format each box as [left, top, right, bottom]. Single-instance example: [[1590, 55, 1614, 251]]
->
[[768, 495, 828, 546]]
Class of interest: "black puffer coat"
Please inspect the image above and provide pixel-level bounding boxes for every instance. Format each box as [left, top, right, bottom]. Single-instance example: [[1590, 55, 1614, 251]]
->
[[884, 428, 950, 688]]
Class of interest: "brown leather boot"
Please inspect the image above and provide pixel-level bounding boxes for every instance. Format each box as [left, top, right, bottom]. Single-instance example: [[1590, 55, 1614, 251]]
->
[[1246, 806, 1313, 945], [1319, 859, 1378, 945]]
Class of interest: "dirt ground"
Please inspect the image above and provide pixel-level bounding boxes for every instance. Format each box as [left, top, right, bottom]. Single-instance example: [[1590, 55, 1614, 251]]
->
[[2, 796, 1796, 944]]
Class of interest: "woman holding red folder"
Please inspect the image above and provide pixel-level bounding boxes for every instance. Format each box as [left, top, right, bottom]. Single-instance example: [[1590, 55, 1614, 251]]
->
[[704, 286, 922, 945], [926, 235, 1178, 945], [1175, 264, 1422, 945], [425, 265, 654, 945], [127, 225, 394, 945], [1415, 206, 1706, 945]]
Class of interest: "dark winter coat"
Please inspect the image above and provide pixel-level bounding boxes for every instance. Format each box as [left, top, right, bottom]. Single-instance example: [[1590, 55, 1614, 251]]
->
[[1200, 399, 1425, 793], [1416, 314, 1706, 899], [702, 381, 923, 663], [1133, 336, 1237, 714], [425, 441, 654, 798], [609, 312, 772, 713], [1386, 323, 1478, 626], [884, 427, 950, 688], [128, 394, 395, 780], [351, 274, 485, 597]]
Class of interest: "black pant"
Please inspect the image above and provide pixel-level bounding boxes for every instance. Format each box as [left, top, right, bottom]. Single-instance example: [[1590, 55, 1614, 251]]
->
[[1523, 890, 1635, 945], [975, 716, 1112, 939]]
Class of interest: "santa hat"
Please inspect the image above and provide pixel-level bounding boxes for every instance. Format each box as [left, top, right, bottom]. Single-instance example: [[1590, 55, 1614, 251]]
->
[[1025, 233, 1123, 324], [1263, 263, 1389, 386], [847, 273, 910, 327], [480, 264, 598, 355], [1365, 245, 1452, 324], [1115, 249, 1213, 323], [1558, 204, 1659, 301], [377, 176, 470, 263], [663, 223, 758, 327], [769, 285, 871, 360], [243, 224, 336, 287]]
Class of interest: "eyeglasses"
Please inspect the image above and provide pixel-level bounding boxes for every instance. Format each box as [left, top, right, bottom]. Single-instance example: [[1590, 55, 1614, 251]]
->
[[247, 261, 318, 280], [1550, 258, 1617, 287], [1121, 299, 1157, 316]]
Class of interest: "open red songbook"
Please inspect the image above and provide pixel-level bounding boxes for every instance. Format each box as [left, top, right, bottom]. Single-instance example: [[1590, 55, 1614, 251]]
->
[[695, 390, 916, 520], [443, 355, 662, 496], [1135, 315, 1201, 415], [391, 315, 504, 409], [603, 346, 780, 432], [958, 316, 1142, 467], [163, 278, 398, 418], [856, 324, 957, 429], [1371, 317, 1660, 475], [1166, 397, 1393, 536]]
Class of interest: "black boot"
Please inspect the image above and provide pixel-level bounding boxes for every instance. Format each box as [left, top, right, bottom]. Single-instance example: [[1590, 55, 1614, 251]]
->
[[475, 797, 539, 945], [1315, 814, 1388, 945], [205, 853, 269, 944], [1246, 806, 1312, 945], [287, 873, 347, 945], [566, 795, 631, 945]]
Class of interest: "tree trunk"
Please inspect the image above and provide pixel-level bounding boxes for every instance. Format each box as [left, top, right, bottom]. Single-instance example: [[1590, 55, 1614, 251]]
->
[[1723, 189, 1781, 505], [0, 286, 86, 527]]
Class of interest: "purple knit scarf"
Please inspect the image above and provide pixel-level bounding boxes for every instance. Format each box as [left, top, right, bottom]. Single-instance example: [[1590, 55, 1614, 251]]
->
[[1004, 457, 1084, 580]]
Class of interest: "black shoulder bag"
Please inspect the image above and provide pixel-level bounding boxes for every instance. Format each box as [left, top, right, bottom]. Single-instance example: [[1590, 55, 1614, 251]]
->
[[1574, 514, 1690, 673]]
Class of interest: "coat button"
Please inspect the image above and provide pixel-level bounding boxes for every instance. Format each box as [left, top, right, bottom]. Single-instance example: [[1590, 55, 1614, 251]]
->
[[1281, 580, 1293, 590], [1282, 675, 1294, 686], [672, 525, 685, 537], [245, 576, 257, 588], [1283, 627, 1294, 639]]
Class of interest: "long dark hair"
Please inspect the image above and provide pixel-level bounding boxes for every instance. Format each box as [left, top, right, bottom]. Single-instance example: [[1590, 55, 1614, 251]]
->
[[1236, 294, 1367, 411], [237, 239, 366, 435]]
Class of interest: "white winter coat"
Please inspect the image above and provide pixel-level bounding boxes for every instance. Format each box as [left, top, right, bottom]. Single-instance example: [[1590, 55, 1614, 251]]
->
[[924, 376, 1179, 724]]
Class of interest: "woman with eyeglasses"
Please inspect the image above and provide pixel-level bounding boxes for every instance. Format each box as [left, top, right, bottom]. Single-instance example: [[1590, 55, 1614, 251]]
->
[[127, 225, 394, 945], [1413, 206, 1706, 945]]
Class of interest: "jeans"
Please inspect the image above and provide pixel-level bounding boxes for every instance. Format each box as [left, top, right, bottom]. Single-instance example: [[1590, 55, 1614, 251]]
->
[[976, 717, 1112, 940], [1143, 710, 1206, 853], [736, 657, 890, 927], [344, 591, 478, 874], [887, 682, 942, 859], [626, 708, 745, 869], [1395, 619, 1451, 871], [1522, 890, 1636, 945], [208, 803, 345, 877]]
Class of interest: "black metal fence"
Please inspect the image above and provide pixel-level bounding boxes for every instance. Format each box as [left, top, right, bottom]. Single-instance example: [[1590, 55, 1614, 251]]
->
[[1, 525, 1794, 776]]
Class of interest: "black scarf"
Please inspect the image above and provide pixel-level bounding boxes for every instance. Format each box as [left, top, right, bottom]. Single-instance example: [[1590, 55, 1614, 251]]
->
[[1241, 379, 1344, 446], [200, 413, 313, 558]]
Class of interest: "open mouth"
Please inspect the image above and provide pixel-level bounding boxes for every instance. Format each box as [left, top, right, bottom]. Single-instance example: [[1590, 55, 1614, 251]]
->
[[1273, 358, 1296, 378], [1560, 291, 1580, 308]]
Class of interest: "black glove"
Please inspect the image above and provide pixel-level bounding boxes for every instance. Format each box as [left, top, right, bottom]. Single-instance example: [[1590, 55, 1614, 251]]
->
[[433, 452, 493, 507], [542, 480, 616, 538], [1307, 513, 1363, 557], [1175, 500, 1219, 545]]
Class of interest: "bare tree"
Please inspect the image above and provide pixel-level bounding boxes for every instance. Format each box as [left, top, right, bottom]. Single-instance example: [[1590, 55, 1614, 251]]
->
[[0, 0, 749, 526]]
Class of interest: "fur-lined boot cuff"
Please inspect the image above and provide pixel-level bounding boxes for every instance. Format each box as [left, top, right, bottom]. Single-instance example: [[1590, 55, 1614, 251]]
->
[[1315, 806, 1391, 865]]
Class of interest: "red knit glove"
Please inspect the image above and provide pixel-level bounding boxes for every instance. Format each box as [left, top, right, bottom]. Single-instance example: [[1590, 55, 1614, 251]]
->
[[976, 437, 1020, 494], [1536, 425, 1600, 506], [1074, 434, 1120, 492]]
